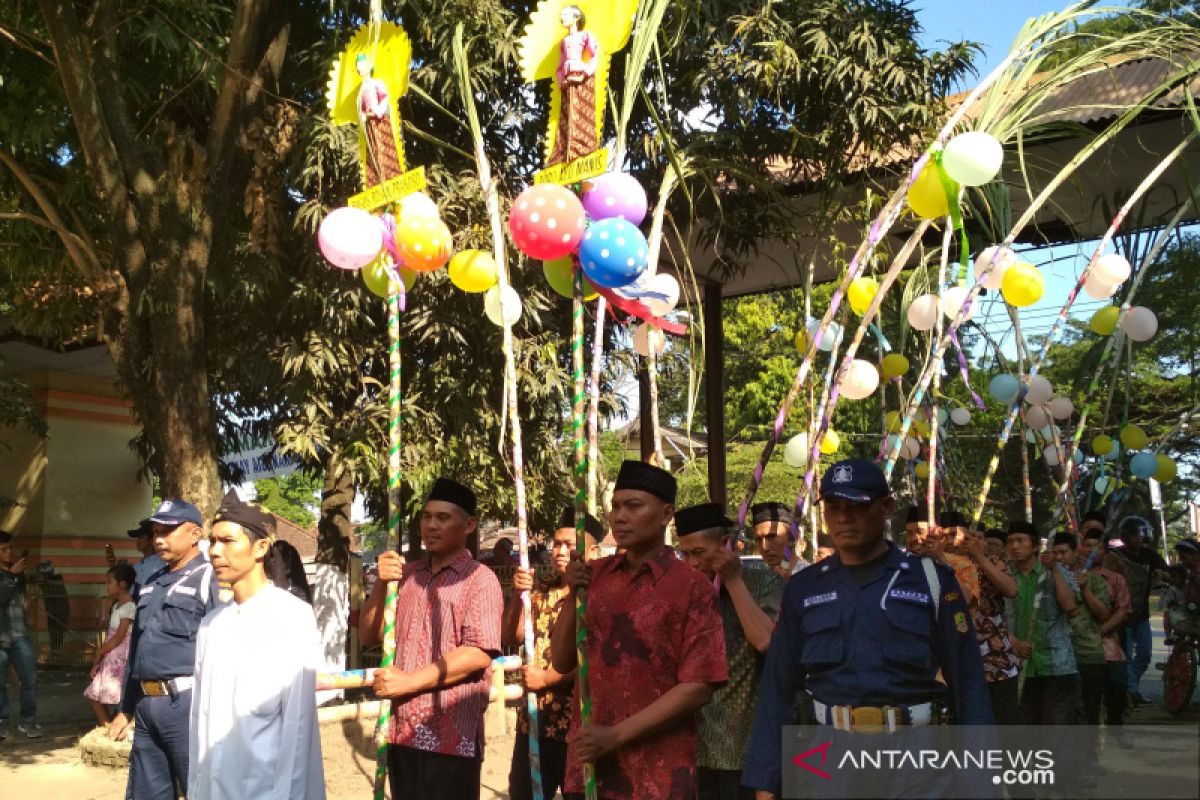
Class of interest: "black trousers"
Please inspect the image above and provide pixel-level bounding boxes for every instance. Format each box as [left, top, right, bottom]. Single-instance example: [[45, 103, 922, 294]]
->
[[126, 691, 191, 800], [508, 733, 568, 800], [986, 677, 1021, 725], [1080, 661, 1126, 726], [387, 744, 482, 800], [697, 768, 756, 800], [1019, 674, 1080, 725]]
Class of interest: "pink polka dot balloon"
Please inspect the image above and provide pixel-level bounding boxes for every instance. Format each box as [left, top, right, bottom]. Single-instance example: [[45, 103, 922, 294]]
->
[[581, 172, 648, 226], [508, 184, 586, 261]]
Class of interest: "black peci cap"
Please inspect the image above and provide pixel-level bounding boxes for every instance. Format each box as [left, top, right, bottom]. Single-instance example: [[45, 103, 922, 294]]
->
[[674, 503, 734, 536], [213, 490, 276, 541], [751, 502, 793, 526], [1007, 519, 1040, 543], [557, 505, 604, 540], [614, 460, 677, 505], [427, 478, 478, 517]]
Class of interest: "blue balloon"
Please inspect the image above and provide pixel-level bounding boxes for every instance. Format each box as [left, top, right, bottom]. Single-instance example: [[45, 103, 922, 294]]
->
[[1130, 452, 1158, 479], [579, 218, 648, 288], [1102, 442, 1121, 461], [988, 373, 1019, 403], [1072, 448, 1084, 465]]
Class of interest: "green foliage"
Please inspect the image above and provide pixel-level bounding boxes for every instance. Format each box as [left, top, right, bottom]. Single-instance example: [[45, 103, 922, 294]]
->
[[253, 472, 321, 528]]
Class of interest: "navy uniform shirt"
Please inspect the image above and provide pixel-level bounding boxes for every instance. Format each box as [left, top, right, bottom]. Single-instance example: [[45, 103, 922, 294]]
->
[[120, 552, 220, 715], [742, 542, 992, 793]]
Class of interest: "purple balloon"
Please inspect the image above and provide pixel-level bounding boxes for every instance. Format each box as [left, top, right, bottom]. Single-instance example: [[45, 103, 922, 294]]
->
[[581, 172, 648, 226]]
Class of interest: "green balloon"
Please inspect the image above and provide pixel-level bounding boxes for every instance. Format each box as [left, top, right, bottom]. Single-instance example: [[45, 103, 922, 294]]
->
[[542, 257, 597, 300], [362, 258, 415, 299]]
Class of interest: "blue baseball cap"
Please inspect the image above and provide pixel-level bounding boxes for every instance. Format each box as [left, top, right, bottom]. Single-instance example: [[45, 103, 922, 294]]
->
[[819, 459, 891, 504], [143, 499, 203, 528]]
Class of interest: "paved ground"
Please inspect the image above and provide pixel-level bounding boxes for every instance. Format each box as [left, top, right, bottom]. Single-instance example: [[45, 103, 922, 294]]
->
[[2, 612, 1195, 798]]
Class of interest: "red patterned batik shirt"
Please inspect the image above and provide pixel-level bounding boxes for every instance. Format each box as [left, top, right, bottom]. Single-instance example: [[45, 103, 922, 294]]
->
[[564, 546, 728, 800], [387, 548, 503, 758]]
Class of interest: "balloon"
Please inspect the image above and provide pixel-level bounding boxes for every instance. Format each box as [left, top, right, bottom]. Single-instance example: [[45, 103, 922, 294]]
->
[[814, 321, 842, 352], [1121, 306, 1158, 342], [1040, 425, 1056, 440], [579, 218, 649, 288], [1092, 253, 1132, 285], [399, 192, 440, 221], [950, 407, 972, 425], [1023, 405, 1051, 429], [1102, 441, 1121, 461], [1154, 455, 1177, 482], [1073, 448, 1084, 465], [1119, 424, 1148, 450], [913, 418, 931, 438], [542, 257, 598, 300], [820, 430, 841, 455], [848, 277, 879, 316], [940, 285, 978, 321], [1025, 374, 1053, 405], [1091, 435, 1114, 456], [907, 294, 940, 331], [483, 284, 522, 327], [881, 353, 910, 379], [362, 257, 416, 298], [581, 172, 648, 225], [318, 206, 384, 270], [643, 273, 681, 316], [941, 131, 1004, 187], [1048, 396, 1074, 420], [907, 161, 954, 219], [1090, 306, 1120, 336], [900, 436, 920, 459], [508, 184, 587, 260], [1130, 452, 1158, 480], [1083, 276, 1118, 300], [1025, 427, 1039, 444], [988, 373, 1019, 403], [1001, 262, 1044, 307], [1094, 476, 1111, 494], [447, 249, 498, 293], [915, 462, 930, 479], [793, 328, 808, 353], [885, 411, 902, 433], [783, 433, 809, 468], [631, 323, 665, 357], [838, 359, 880, 400], [396, 215, 452, 272], [1043, 445, 1061, 467], [974, 246, 1016, 290]]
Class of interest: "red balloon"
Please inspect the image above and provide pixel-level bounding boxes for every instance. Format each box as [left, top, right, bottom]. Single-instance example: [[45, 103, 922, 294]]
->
[[508, 185, 586, 261]]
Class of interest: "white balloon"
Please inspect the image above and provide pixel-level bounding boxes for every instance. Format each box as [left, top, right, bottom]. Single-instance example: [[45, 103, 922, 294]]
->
[[1023, 405, 1052, 429], [1043, 445, 1062, 466], [1024, 374, 1053, 405], [940, 285, 978, 321], [783, 433, 810, 468], [1083, 275, 1118, 300], [942, 132, 1004, 187], [950, 407, 972, 425], [1121, 306, 1158, 342], [399, 191, 440, 221], [1048, 396, 1074, 420], [631, 323, 666, 357], [907, 294, 940, 331], [643, 273, 681, 317], [838, 359, 880, 400], [974, 246, 1016, 290], [901, 436, 920, 459], [1092, 253, 1132, 285], [483, 284, 522, 327]]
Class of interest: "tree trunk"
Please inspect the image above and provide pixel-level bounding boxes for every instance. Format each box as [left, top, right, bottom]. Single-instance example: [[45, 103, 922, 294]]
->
[[316, 455, 354, 571]]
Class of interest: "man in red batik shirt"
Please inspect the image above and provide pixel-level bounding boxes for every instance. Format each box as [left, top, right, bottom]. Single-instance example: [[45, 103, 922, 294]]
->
[[551, 460, 728, 800], [360, 478, 503, 800]]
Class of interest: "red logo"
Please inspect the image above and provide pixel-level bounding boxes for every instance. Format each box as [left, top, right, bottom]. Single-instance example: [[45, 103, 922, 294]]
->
[[791, 740, 833, 780]]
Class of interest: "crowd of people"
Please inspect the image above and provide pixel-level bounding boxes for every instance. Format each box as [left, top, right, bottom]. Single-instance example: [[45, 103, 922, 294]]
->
[[1, 456, 1198, 799]]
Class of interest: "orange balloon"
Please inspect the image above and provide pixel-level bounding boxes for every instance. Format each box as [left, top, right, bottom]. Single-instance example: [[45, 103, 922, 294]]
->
[[397, 216, 453, 272]]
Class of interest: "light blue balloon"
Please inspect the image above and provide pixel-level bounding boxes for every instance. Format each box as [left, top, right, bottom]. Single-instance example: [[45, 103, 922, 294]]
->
[[1072, 448, 1084, 464], [1130, 452, 1158, 479], [988, 373, 1019, 403], [1101, 442, 1121, 461]]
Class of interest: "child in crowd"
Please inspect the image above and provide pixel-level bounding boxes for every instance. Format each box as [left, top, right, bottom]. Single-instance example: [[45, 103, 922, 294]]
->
[[84, 563, 136, 725], [1161, 564, 1200, 642]]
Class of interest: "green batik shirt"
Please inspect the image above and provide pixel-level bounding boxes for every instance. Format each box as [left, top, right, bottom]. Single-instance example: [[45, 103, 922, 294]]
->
[[697, 565, 784, 771], [1007, 561, 1079, 678], [1069, 571, 1110, 665]]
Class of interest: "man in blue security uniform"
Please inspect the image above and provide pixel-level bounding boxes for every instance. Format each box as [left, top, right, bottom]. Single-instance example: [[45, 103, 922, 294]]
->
[[108, 499, 219, 800], [742, 459, 992, 799]]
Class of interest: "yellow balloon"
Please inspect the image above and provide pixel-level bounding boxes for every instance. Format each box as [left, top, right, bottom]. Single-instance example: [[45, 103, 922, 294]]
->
[[820, 429, 840, 455], [907, 162, 954, 219], [1000, 262, 1044, 307], [794, 328, 809, 353], [1089, 306, 1119, 336], [1154, 455, 1177, 482], [447, 249, 499, 293], [1091, 435, 1114, 456], [1119, 424, 1148, 451], [913, 419, 931, 438], [915, 462, 930, 479], [881, 353, 910, 379], [848, 277, 879, 316], [885, 411, 902, 433]]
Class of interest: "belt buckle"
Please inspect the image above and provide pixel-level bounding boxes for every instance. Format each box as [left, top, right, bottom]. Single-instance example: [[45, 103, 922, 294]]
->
[[851, 706, 885, 733]]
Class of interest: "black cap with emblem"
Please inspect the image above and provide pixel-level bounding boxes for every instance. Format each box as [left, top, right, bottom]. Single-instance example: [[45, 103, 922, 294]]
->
[[819, 459, 891, 504]]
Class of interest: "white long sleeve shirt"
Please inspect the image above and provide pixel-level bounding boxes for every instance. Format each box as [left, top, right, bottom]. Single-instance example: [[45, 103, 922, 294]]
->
[[188, 583, 325, 800]]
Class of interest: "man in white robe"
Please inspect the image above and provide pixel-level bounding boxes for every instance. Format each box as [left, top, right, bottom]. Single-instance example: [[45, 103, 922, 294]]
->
[[188, 491, 325, 800]]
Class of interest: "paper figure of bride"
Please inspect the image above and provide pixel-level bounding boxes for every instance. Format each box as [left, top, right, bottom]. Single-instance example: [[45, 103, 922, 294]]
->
[[519, 0, 638, 170]]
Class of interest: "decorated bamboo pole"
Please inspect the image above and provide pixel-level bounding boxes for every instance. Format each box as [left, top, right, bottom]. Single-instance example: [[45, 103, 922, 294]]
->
[[926, 224, 953, 522], [587, 298, 607, 513]]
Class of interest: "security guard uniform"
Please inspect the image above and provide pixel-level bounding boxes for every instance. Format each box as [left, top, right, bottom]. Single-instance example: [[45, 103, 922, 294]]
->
[[742, 540, 992, 794], [120, 552, 219, 800]]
